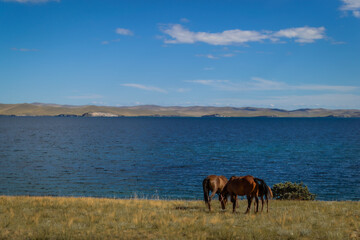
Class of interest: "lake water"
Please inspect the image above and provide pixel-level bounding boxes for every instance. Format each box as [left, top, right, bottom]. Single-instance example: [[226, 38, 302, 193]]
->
[[0, 117, 359, 201]]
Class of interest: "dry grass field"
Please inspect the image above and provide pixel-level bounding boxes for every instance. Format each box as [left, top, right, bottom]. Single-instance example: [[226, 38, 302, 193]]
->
[[0, 196, 359, 239]]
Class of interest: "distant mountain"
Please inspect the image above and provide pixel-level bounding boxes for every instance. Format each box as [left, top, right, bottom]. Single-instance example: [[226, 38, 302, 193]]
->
[[0, 103, 360, 117]]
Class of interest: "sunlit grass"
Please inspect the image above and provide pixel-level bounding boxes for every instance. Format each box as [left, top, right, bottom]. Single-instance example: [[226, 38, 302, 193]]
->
[[0, 196, 359, 239]]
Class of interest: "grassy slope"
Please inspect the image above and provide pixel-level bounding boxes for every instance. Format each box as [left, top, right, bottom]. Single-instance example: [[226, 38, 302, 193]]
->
[[0, 196, 359, 239]]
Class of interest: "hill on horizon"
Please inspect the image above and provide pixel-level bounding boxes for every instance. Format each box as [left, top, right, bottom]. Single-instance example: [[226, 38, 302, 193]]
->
[[1, 103, 360, 118]]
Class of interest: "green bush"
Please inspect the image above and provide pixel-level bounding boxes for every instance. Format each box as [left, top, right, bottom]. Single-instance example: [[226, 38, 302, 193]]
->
[[271, 182, 316, 200]]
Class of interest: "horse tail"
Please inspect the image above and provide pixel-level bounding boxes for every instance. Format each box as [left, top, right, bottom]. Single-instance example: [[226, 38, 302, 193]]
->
[[267, 185, 273, 199], [254, 178, 272, 200], [203, 178, 210, 204]]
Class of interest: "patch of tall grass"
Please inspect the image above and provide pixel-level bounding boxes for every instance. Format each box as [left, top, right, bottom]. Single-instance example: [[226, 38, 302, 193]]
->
[[0, 196, 359, 239]]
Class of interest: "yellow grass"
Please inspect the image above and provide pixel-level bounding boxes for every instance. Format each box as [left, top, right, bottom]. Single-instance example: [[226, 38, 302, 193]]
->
[[0, 196, 359, 239]]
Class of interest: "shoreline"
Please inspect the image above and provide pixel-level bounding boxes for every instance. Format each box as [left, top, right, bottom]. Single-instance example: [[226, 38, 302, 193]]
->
[[1, 195, 359, 202], [1, 115, 360, 119]]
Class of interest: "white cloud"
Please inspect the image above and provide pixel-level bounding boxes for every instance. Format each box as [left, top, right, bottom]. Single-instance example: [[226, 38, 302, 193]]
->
[[187, 80, 229, 86], [273, 26, 326, 43], [180, 18, 190, 23], [195, 54, 218, 59], [187, 80, 241, 91], [196, 53, 236, 59], [1, 0, 59, 3], [101, 29, 131, 45], [292, 84, 358, 91], [187, 77, 358, 92], [188, 78, 286, 91], [250, 77, 287, 90], [162, 24, 268, 45], [116, 28, 134, 36], [341, 0, 360, 10], [340, 0, 360, 17], [121, 83, 167, 93], [161, 24, 326, 45]]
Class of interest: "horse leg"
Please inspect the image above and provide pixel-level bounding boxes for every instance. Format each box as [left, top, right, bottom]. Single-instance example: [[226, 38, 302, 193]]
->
[[232, 195, 237, 213], [253, 196, 261, 213], [205, 191, 211, 211], [208, 190, 216, 211], [266, 198, 269, 213], [232, 195, 239, 208], [207, 197, 211, 211], [261, 196, 264, 212], [253, 197, 257, 213], [255, 195, 259, 212], [245, 195, 252, 214]]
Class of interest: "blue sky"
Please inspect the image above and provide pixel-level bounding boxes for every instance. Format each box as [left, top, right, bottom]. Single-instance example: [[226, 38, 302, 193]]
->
[[1, 0, 360, 109]]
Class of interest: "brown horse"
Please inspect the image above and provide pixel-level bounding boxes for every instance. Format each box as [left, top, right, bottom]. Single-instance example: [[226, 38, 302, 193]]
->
[[202, 175, 228, 211], [254, 178, 273, 213], [220, 175, 259, 214]]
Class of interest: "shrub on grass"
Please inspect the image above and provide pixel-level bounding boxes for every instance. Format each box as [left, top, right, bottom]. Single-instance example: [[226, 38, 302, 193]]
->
[[271, 182, 316, 200]]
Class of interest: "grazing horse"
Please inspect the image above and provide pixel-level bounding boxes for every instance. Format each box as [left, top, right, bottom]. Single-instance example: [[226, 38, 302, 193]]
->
[[254, 178, 273, 213], [202, 175, 228, 211], [220, 175, 259, 214]]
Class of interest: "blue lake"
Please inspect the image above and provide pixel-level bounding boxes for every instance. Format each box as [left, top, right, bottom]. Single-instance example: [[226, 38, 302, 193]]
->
[[0, 117, 359, 200]]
